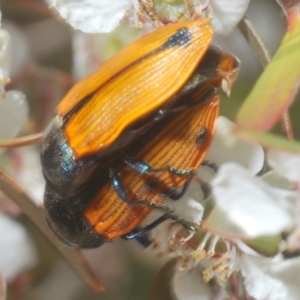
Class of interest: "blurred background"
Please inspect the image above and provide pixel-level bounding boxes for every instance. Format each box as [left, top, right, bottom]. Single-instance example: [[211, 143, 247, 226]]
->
[[0, 0, 298, 299]]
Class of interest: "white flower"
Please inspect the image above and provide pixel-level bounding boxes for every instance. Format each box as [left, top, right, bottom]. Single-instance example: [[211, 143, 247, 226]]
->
[[266, 149, 300, 258], [173, 269, 213, 300], [0, 28, 11, 91], [0, 213, 37, 282], [48, 0, 136, 33], [209, 0, 250, 35], [145, 115, 300, 299], [210, 162, 295, 238], [0, 15, 28, 155], [47, 0, 250, 34], [267, 149, 300, 184], [0, 9, 34, 286], [2, 21, 30, 77], [7, 146, 45, 203], [241, 255, 300, 300], [0, 91, 28, 155], [0, 25, 11, 103]]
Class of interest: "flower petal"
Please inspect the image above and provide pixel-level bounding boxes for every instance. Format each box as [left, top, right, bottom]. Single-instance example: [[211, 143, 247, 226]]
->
[[0, 91, 28, 154], [173, 270, 213, 300], [0, 213, 37, 281], [268, 257, 300, 300], [0, 28, 11, 89], [210, 0, 250, 35], [169, 181, 205, 223], [211, 162, 295, 237], [241, 255, 300, 300], [241, 256, 288, 300], [50, 0, 133, 33], [3, 21, 29, 77], [9, 147, 45, 202], [198, 117, 264, 182], [267, 149, 300, 184]]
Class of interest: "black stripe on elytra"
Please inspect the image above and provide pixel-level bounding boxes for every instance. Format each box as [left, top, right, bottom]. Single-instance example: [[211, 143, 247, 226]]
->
[[62, 27, 192, 126], [159, 27, 191, 50]]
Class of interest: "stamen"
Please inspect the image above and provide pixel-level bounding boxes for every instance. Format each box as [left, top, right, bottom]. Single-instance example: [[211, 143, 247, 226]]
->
[[180, 231, 195, 245], [227, 246, 238, 275], [192, 249, 206, 260], [199, 232, 211, 250], [207, 235, 219, 257], [203, 266, 213, 282], [225, 240, 231, 252]]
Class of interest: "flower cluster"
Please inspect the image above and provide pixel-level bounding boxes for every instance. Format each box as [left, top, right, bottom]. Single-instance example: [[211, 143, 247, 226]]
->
[[146, 117, 300, 299], [48, 0, 250, 35]]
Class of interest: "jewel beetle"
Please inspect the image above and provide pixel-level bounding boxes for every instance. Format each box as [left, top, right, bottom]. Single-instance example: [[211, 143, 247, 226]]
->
[[44, 46, 240, 248], [41, 18, 214, 199]]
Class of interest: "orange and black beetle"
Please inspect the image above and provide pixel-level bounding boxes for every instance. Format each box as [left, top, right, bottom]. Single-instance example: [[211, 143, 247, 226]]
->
[[41, 19, 214, 199], [43, 42, 239, 248]]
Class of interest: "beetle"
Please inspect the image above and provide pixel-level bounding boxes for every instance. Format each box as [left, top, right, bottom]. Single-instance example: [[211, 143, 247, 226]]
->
[[44, 46, 239, 248], [41, 18, 214, 199]]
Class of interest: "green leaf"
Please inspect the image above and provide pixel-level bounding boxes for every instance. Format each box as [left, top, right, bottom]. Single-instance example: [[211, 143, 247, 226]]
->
[[237, 14, 300, 131], [244, 235, 281, 257], [241, 130, 300, 151]]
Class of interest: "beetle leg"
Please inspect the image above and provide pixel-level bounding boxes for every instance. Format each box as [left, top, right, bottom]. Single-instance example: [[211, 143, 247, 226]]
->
[[201, 160, 219, 172], [124, 157, 196, 201], [121, 214, 171, 242], [163, 159, 220, 201], [122, 213, 198, 244], [198, 160, 219, 199], [125, 157, 196, 199], [128, 231, 152, 248], [109, 168, 174, 213], [168, 175, 194, 200]]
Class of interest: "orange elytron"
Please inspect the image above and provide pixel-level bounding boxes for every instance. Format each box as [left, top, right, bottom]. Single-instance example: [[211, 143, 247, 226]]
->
[[59, 19, 213, 158]]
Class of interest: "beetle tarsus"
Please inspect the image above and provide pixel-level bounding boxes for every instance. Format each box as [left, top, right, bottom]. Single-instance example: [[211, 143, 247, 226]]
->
[[167, 214, 199, 232], [169, 175, 194, 200], [201, 160, 219, 172], [122, 214, 171, 241], [133, 200, 175, 213], [122, 213, 198, 245]]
